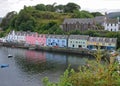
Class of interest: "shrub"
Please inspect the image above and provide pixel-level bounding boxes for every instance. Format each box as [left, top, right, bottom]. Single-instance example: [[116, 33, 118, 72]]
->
[[42, 49, 120, 86]]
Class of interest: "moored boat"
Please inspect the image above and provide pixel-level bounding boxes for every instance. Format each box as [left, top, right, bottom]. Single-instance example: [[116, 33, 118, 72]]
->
[[8, 54, 13, 58]]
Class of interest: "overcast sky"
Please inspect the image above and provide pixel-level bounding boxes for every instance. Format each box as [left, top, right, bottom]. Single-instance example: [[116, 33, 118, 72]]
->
[[0, 0, 120, 17]]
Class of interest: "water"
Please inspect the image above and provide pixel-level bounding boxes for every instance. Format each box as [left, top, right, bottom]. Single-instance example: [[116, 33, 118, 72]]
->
[[0, 47, 93, 86]]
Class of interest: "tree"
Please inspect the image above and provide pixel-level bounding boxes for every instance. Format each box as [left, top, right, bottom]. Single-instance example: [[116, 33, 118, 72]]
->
[[64, 3, 80, 13], [73, 10, 94, 18], [91, 12, 103, 17], [46, 3, 56, 12], [1, 11, 17, 31], [14, 10, 36, 31], [55, 5, 64, 13], [35, 4, 46, 11]]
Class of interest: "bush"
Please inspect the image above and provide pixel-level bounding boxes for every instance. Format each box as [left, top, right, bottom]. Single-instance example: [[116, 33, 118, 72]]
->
[[42, 49, 120, 86]]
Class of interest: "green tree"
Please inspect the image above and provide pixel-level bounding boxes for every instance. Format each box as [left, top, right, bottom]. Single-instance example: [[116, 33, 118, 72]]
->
[[46, 3, 56, 12], [64, 3, 80, 13], [14, 10, 36, 31], [1, 11, 17, 31], [91, 12, 103, 17], [35, 4, 46, 11], [73, 10, 94, 18], [55, 5, 64, 13]]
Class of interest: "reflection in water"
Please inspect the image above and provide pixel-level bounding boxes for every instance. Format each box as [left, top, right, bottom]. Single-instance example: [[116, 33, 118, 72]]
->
[[25, 50, 46, 63], [14, 50, 93, 74], [0, 47, 94, 86]]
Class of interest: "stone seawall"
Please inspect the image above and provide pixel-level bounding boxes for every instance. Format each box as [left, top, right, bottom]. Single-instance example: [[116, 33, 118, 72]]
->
[[1, 42, 92, 56]]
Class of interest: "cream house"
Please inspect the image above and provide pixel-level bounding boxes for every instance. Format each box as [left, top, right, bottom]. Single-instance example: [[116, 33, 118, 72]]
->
[[68, 35, 89, 48]]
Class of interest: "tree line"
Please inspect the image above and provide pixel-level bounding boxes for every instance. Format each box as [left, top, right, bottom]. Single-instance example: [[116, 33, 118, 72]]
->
[[0, 2, 103, 32]]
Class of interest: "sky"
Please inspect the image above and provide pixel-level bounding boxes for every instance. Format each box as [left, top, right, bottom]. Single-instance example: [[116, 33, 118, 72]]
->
[[0, 0, 120, 17]]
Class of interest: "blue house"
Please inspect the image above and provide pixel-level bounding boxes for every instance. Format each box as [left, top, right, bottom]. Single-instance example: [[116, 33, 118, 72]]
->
[[46, 35, 68, 48]]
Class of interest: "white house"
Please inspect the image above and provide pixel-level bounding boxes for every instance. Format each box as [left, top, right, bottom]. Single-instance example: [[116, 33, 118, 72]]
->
[[104, 17, 120, 31], [16, 31, 26, 44], [5, 30, 26, 43], [5, 30, 17, 42]]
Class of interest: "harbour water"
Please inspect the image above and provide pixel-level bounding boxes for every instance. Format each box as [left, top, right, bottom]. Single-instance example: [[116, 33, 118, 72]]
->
[[0, 47, 93, 86]]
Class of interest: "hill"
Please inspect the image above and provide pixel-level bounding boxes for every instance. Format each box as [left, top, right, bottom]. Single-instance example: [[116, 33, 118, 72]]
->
[[108, 12, 120, 18], [0, 2, 103, 34]]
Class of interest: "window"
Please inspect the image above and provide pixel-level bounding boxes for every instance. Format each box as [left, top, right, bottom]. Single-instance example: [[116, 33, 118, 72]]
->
[[62, 40, 65, 43], [48, 39, 51, 42], [83, 45, 85, 47], [78, 45, 82, 48]]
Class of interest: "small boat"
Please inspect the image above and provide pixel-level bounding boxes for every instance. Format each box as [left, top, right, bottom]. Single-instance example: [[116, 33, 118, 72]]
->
[[29, 47, 35, 50], [0, 64, 9, 68], [8, 54, 13, 58]]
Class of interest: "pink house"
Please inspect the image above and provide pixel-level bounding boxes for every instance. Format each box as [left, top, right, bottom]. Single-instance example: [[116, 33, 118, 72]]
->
[[36, 34, 46, 46], [25, 32, 46, 46]]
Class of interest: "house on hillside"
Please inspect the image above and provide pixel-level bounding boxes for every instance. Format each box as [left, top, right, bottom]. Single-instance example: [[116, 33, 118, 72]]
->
[[46, 35, 68, 47], [68, 35, 89, 48], [62, 18, 95, 32], [104, 17, 120, 31], [61, 16, 107, 32]]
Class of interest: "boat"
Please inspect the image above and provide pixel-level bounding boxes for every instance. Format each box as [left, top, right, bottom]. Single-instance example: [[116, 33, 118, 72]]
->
[[29, 47, 35, 50], [0, 64, 9, 68], [8, 54, 13, 58]]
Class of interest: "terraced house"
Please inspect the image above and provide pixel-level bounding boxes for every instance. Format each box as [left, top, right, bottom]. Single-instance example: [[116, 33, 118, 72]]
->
[[46, 35, 68, 47], [25, 32, 46, 46], [87, 37, 117, 50], [62, 16, 106, 32], [5, 30, 26, 43], [104, 17, 120, 31], [68, 35, 89, 48]]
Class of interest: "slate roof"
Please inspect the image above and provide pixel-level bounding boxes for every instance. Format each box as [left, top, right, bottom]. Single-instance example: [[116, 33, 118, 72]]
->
[[106, 19, 118, 24], [46, 35, 68, 39], [63, 16, 106, 24], [63, 18, 94, 24], [89, 37, 117, 43], [69, 35, 89, 40]]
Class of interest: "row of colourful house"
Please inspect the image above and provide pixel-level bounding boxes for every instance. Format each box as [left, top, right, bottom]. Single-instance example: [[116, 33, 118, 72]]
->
[[1, 30, 117, 50]]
